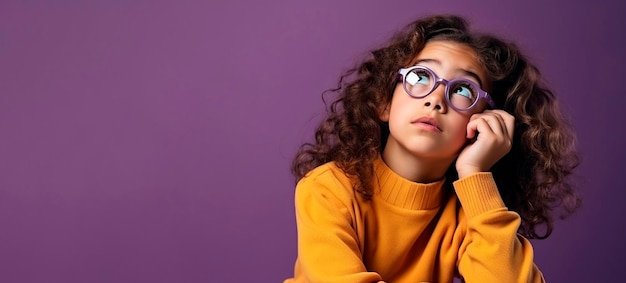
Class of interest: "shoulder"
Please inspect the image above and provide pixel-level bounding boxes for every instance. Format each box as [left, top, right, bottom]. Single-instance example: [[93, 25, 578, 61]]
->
[[295, 161, 358, 207], [299, 161, 353, 187]]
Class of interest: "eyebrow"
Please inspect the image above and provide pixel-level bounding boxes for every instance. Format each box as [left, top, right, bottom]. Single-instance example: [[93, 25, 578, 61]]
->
[[413, 59, 485, 88]]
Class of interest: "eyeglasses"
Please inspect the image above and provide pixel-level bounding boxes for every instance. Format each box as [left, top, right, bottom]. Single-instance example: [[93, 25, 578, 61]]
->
[[397, 65, 496, 111]]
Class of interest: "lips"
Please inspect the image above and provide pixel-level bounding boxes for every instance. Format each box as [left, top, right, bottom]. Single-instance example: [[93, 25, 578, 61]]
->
[[412, 116, 442, 132]]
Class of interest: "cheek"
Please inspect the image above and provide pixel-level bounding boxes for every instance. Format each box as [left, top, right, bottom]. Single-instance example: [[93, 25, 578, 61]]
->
[[473, 100, 490, 113], [390, 84, 406, 105], [447, 115, 472, 144], [380, 83, 404, 122], [450, 124, 468, 141], [387, 87, 412, 118]]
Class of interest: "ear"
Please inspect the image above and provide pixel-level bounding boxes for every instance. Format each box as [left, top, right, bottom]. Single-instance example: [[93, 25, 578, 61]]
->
[[379, 103, 390, 122]]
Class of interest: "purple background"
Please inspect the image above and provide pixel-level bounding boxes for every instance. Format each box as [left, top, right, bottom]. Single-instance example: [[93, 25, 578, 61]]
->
[[1, 1, 623, 282]]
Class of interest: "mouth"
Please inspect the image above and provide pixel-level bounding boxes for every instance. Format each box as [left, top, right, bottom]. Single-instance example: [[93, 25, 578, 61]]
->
[[412, 116, 442, 132]]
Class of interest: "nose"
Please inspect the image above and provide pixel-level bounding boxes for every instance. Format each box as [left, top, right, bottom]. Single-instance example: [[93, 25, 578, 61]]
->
[[423, 82, 447, 112]]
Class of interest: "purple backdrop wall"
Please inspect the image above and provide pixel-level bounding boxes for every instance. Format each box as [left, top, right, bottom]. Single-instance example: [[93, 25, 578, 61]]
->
[[1, 1, 624, 282]]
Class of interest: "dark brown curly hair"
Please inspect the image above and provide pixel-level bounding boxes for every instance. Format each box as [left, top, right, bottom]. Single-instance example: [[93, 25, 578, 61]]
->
[[291, 14, 581, 239]]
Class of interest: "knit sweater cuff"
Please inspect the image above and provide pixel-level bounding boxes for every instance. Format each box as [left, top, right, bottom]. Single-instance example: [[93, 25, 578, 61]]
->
[[453, 172, 506, 219]]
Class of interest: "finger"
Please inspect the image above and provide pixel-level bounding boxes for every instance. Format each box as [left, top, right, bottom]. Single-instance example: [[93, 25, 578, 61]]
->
[[486, 109, 515, 141], [466, 115, 496, 139], [502, 111, 515, 141], [466, 113, 500, 139], [480, 110, 512, 140], [486, 112, 507, 138], [466, 114, 483, 139], [469, 112, 501, 135]]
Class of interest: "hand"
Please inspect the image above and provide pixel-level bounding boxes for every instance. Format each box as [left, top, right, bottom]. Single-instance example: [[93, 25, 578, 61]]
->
[[455, 109, 514, 178]]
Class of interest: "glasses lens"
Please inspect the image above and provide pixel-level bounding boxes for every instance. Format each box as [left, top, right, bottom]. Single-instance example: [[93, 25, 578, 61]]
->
[[448, 80, 479, 110], [404, 68, 434, 98]]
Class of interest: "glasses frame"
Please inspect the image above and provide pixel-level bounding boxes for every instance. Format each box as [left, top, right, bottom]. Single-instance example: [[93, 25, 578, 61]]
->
[[397, 65, 496, 111]]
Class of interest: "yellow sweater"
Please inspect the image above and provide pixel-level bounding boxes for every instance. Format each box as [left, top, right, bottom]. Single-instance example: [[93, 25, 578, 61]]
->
[[284, 156, 545, 283]]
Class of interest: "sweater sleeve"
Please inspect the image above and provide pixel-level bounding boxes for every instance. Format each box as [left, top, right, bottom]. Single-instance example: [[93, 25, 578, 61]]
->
[[291, 174, 384, 283], [453, 173, 546, 283]]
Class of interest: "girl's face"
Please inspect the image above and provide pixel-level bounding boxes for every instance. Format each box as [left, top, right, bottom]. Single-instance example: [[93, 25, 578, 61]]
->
[[381, 40, 489, 166]]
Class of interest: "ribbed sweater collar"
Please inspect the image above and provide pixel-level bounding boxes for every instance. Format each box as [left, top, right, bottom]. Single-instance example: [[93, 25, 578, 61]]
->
[[373, 156, 445, 210]]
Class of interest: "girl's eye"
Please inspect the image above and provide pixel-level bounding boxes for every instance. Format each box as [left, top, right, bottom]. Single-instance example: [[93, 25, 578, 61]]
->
[[452, 85, 473, 99], [406, 70, 431, 86]]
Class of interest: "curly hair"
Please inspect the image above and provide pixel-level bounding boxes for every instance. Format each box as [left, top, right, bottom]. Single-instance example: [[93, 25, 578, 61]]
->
[[291, 14, 581, 239]]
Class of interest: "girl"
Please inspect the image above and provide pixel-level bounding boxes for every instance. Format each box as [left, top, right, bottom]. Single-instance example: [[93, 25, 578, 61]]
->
[[285, 14, 580, 283]]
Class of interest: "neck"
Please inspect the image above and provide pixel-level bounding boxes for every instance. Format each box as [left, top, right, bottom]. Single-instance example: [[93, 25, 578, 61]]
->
[[382, 140, 456, 183]]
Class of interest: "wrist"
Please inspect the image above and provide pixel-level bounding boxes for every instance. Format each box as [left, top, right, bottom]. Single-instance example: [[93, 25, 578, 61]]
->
[[453, 172, 505, 219], [456, 166, 483, 179]]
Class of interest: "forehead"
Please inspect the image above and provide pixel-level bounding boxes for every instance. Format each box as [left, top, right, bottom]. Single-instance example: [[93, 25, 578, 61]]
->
[[411, 40, 488, 83]]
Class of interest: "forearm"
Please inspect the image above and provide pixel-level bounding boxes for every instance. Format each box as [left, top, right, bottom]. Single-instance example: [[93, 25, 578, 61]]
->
[[454, 173, 545, 283]]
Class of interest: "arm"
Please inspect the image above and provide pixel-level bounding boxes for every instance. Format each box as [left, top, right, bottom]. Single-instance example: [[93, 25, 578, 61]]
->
[[454, 110, 545, 282], [292, 175, 384, 283], [454, 173, 545, 283]]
